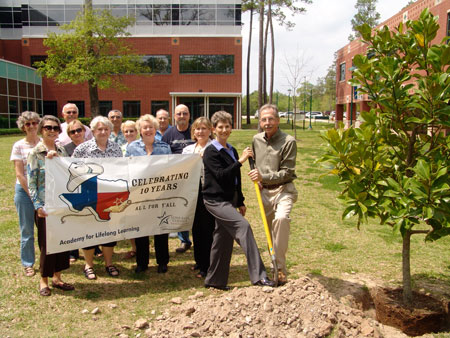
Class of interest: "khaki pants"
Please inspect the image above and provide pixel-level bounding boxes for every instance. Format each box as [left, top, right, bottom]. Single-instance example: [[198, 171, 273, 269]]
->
[[261, 182, 298, 275]]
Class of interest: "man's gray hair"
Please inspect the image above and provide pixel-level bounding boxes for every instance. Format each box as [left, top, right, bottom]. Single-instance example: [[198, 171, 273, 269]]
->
[[108, 109, 122, 118], [259, 104, 279, 118]]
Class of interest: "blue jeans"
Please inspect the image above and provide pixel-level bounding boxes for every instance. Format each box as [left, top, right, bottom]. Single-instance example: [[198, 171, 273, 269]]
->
[[14, 184, 36, 267], [177, 231, 192, 245]]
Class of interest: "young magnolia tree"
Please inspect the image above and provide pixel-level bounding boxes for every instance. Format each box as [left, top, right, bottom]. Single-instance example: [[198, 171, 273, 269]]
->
[[37, 6, 149, 116], [320, 9, 450, 305]]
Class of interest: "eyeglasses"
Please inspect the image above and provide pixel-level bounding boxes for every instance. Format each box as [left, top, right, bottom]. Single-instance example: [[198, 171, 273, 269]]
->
[[109, 116, 122, 120], [65, 110, 78, 115], [42, 125, 61, 132], [175, 112, 189, 116], [69, 127, 83, 135], [24, 121, 38, 127]]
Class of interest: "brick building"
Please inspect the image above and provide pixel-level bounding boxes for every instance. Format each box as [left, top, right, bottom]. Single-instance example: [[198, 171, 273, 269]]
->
[[0, 0, 243, 127], [335, 0, 450, 125]]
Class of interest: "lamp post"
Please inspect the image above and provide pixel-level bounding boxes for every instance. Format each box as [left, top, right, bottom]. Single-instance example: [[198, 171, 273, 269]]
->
[[287, 89, 291, 125], [349, 66, 357, 127]]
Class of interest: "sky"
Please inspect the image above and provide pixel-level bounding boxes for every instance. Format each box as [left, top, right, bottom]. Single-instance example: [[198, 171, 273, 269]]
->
[[241, 0, 411, 94]]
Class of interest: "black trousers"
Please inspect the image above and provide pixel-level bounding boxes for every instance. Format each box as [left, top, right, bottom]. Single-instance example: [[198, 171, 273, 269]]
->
[[36, 215, 70, 278], [192, 191, 215, 273], [135, 233, 169, 268]]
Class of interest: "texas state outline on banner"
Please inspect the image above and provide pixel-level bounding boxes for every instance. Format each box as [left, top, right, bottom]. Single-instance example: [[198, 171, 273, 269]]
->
[[44, 154, 202, 254]]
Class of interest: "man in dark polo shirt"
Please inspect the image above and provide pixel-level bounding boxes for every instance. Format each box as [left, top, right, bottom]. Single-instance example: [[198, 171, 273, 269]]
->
[[248, 103, 298, 285], [162, 104, 195, 253]]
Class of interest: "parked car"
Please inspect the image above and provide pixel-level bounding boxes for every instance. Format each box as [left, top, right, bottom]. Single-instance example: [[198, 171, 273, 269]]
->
[[279, 112, 287, 117], [305, 111, 323, 118]]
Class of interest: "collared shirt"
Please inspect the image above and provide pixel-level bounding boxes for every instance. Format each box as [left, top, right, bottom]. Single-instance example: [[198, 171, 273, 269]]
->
[[58, 122, 93, 146], [125, 139, 171, 157], [27, 142, 67, 210], [155, 125, 172, 142], [72, 138, 123, 158], [211, 139, 237, 162], [252, 128, 297, 185], [109, 130, 127, 146]]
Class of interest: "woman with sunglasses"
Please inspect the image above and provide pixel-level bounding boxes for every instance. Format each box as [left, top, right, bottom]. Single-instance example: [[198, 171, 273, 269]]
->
[[63, 119, 87, 263], [27, 115, 74, 296], [10, 111, 41, 277]]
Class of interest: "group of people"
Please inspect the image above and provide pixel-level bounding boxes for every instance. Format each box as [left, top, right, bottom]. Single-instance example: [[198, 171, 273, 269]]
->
[[11, 102, 298, 296]]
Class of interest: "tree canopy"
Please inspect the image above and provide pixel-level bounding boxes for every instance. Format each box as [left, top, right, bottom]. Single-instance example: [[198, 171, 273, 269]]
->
[[36, 7, 149, 116], [348, 0, 380, 41]]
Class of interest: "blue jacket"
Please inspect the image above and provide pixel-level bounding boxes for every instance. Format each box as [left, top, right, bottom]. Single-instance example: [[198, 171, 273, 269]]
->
[[125, 139, 171, 157]]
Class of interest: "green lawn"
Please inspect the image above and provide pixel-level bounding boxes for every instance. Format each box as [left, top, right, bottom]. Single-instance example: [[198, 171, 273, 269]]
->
[[1, 123, 449, 336]]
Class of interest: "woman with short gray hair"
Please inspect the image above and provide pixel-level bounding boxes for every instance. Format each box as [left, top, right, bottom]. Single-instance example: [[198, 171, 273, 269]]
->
[[10, 111, 41, 277], [72, 115, 122, 279]]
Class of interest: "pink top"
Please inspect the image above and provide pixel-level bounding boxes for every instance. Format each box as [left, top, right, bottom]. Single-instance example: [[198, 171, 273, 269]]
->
[[57, 122, 93, 146]]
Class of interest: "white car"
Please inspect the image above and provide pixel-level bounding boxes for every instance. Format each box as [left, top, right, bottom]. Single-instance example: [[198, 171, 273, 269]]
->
[[305, 111, 323, 118], [279, 112, 287, 117]]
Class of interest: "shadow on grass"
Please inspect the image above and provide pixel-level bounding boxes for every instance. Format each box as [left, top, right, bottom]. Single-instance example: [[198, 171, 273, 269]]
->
[[307, 273, 375, 311]]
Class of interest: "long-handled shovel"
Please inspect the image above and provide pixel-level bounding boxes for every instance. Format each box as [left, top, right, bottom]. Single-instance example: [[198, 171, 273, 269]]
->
[[249, 157, 278, 285]]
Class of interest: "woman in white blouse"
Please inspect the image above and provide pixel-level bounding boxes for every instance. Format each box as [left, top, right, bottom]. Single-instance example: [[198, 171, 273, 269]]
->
[[10, 111, 41, 277], [182, 117, 215, 278]]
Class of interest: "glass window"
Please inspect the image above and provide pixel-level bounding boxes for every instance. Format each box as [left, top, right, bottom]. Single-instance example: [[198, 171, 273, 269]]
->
[[199, 7, 214, 25], [99, 101, 112, 116], [36, 100, 43, 115], [29, 6, 48, 23], [123, 101, 141, 117], [47, 5, 64, 24], [0, 7, 13, 28], [339, 63, 345, 82], [35, 85, 42, 99], [18, 81, 27, 98], [136, 5, 152, 24], [153, 5, 171, 25], [151, 101, 169, 115], [180, 55, 234, 74], [68, 101, 85, 117], [43, 101, 58, 116], [217, 6, 234, 25], [0, 96, 8, 116], [9, 99, 18, 116], [30, 55, 47, 69], [209, 97, 235, 124], [142, 55, 172, 74], [8, 79, 18, 96], [27, 83, 35, 98], [0, 78, 6, 95], [180, 6, 198, 26]]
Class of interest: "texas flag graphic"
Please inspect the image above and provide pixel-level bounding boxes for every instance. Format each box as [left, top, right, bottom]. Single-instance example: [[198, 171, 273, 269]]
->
[[59, 162, 130, 221]]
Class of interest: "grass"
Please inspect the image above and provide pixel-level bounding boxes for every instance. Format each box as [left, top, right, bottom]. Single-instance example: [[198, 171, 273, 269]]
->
[[1, 122, 449, 337]]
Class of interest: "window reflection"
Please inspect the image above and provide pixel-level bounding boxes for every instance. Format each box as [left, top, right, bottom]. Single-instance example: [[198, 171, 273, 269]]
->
[[180, 55, 234, 74]]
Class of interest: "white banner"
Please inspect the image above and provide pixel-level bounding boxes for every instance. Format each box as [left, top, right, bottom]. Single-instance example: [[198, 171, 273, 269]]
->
[[44, 154, 202, 254]]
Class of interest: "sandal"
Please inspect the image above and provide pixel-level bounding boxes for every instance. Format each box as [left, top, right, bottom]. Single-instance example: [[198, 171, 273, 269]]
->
[[24, 266, 35, 277], [51, 282, 75, 291], [196, 271, 207, 279], [105, 265, 119, 277], [39, 286, 51, 296], [124, 250, 136, 259], [84, 267, 97, 280]]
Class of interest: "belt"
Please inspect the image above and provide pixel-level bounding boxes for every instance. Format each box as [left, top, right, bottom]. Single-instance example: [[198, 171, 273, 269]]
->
[[262, 183, 285, 190]]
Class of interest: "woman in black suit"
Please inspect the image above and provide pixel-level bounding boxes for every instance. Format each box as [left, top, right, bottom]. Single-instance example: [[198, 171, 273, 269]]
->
[[202, 111, 274, 290]]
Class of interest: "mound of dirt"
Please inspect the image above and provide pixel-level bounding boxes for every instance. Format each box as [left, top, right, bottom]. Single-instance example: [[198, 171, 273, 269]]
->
[[140, 276, 408, 338]]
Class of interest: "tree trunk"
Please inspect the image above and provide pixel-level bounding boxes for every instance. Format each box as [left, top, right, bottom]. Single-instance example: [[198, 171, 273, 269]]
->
[[89, 80, 100, 116], [257, 1, 264, 110], [402, 230, 413, 305], [293, 95, 297, 140], [268, 3, 274, 104], [263, 3, 270, 104], [246, 8, 254, 125]]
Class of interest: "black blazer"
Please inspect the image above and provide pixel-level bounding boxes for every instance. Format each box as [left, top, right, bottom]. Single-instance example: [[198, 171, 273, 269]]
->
[[202, 144, 245, 207]]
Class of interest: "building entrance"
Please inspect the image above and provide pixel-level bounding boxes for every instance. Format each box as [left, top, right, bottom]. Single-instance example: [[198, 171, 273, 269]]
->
[[179, 97, 205, 123]]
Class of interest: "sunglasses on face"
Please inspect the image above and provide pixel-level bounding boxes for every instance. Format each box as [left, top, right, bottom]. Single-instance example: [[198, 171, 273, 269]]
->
[[42, 125, 61, 132], [69, 127, 83, 135], [24, 121, 38, 127], [176, 112, 189, 116], [65, 110, 77, 115]]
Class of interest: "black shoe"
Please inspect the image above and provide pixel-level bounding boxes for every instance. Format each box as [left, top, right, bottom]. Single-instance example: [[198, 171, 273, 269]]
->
[[134, 265, 148, 273], [253, 278, 276, 287], [176, 242, 191, 253], [157, 264, 168, 273], [205, 284, 230, 291]]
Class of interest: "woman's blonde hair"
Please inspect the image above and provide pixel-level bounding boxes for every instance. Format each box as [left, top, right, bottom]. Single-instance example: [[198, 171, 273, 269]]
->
[[191, 117, 213, 141], [136, 114, 159, 132]]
